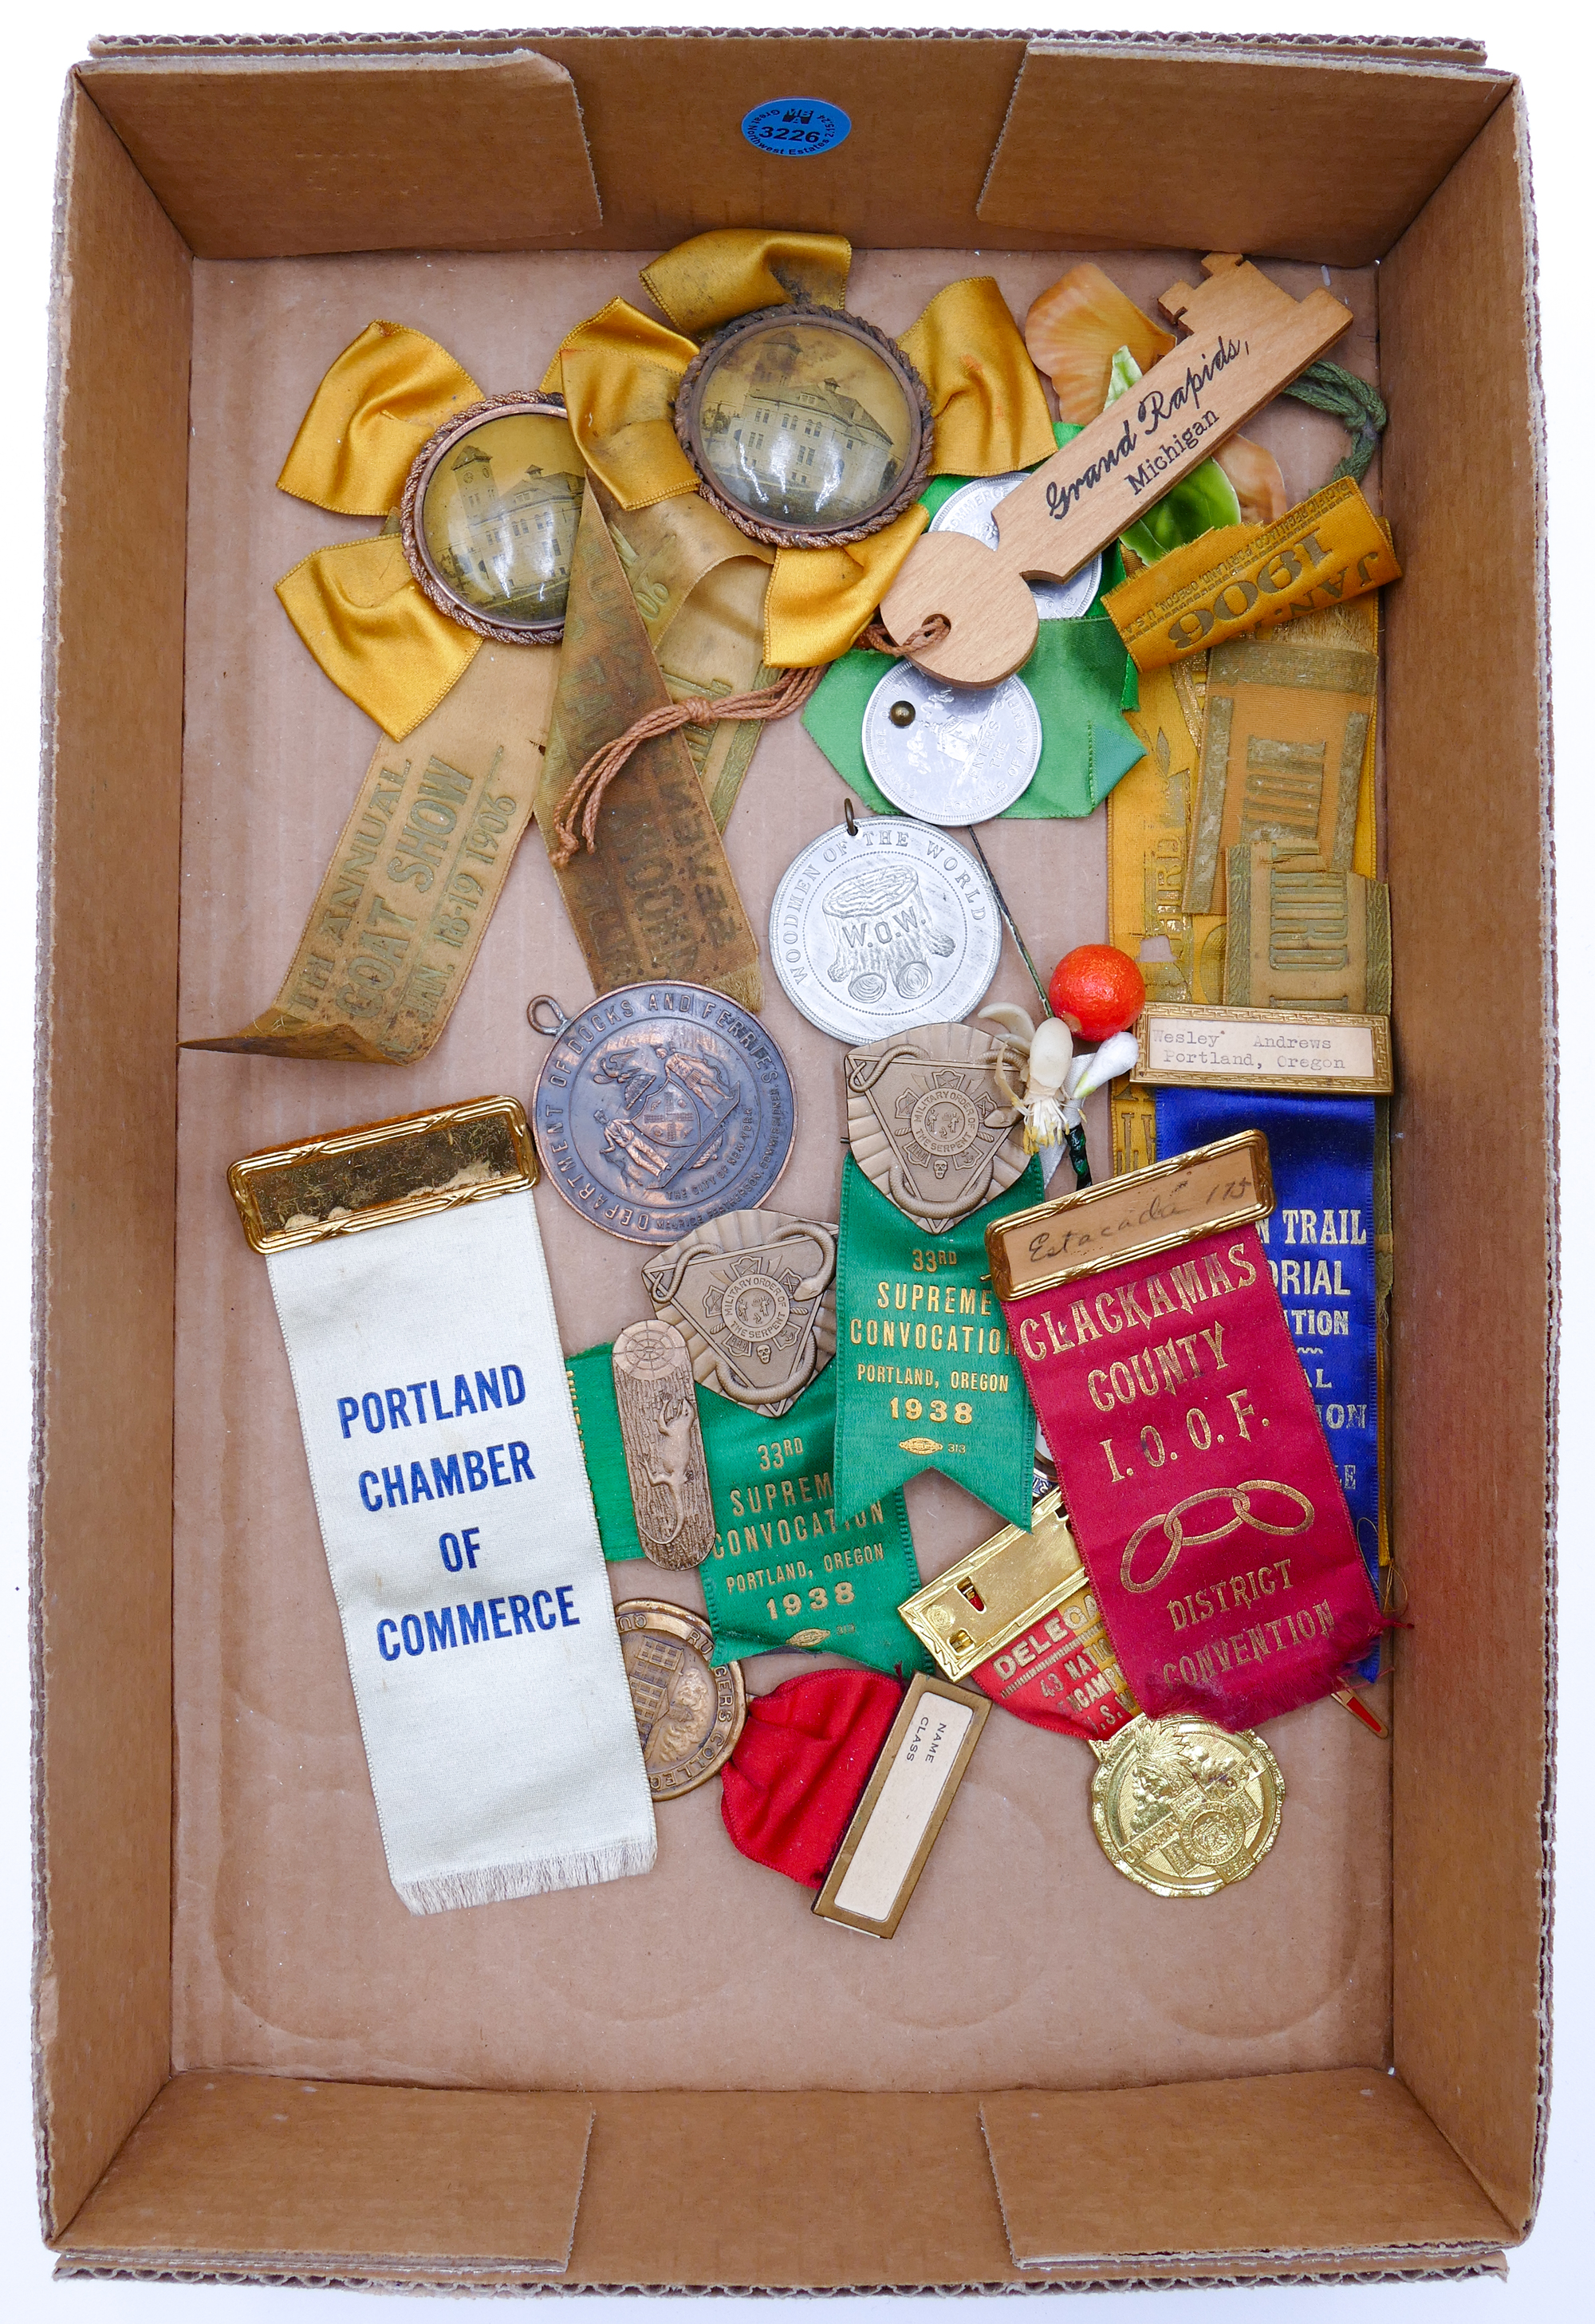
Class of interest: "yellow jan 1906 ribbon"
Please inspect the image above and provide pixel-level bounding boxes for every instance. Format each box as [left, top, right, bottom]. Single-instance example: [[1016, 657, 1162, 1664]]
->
[[1102, 478, 1400, 673]]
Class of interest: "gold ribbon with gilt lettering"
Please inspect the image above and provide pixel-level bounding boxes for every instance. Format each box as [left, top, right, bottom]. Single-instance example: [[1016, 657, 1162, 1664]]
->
[[1104, 479, 1400, 673]]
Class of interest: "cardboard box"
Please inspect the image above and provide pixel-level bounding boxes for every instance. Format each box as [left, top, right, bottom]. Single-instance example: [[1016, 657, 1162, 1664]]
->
[[32, 27, 1553, 2291]]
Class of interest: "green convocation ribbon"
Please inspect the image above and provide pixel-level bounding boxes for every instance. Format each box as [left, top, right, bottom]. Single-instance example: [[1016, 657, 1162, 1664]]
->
[[833, 1156, 1042, 1531], [565, 1348, 928, 1681], [803, 427, 1143, 820]]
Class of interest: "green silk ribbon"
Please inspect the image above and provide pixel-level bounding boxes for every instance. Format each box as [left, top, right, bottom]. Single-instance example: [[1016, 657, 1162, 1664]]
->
[[565, 1346, 927, 1680], [801, 427, 1143, 820], [832, 1156, 1042, 1531]]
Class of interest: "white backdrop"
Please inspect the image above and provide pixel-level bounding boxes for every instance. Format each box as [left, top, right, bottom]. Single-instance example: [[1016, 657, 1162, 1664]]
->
[[2, 3, 1588, 2318]]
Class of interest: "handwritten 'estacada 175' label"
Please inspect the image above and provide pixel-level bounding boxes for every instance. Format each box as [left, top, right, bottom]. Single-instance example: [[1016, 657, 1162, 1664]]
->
[[984, 1130, 1273, 1301]]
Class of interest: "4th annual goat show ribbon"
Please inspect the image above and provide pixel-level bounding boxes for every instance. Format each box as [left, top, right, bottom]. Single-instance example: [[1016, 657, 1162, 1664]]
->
[[986, 1132, 1382, 1730]]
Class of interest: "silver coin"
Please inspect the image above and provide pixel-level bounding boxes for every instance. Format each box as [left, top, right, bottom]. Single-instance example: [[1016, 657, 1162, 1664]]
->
[[931, 473, 1103, 620], [862, 660, 1042, 824], [769, 817, 1002, 1044], [531, 983, 795, 1243]]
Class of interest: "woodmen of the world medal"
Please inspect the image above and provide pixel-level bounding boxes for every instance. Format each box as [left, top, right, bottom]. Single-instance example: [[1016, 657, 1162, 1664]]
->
[[770, 817, 1002, 1045]]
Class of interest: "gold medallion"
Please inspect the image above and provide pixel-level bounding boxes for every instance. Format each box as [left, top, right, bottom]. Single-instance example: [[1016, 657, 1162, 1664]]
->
[[614, 1599, 746, 1800], [1089, 1712, 1283, 1897], [845, 1022, 1026, 1233]]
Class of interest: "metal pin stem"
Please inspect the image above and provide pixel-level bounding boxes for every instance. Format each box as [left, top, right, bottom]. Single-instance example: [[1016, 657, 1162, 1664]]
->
[[963, 825, 1050, 1010]]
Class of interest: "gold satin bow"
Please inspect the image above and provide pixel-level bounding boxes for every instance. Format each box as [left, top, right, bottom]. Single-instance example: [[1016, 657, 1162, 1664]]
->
[[276, 233, 1057, 730]]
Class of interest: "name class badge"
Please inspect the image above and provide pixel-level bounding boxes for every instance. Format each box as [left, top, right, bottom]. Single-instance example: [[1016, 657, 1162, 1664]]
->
[[769, 817, 1002, 1046], [812, 1673, 990, 1937], [529, 983, 797, 1243], [897, 1491, 1286, 1896], [984, 1131, 1384, 1730]]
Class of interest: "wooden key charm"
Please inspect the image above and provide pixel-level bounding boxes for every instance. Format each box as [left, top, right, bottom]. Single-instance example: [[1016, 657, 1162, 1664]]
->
[[612, 1320, 716, 1570], [879, 255, 1353, 687]]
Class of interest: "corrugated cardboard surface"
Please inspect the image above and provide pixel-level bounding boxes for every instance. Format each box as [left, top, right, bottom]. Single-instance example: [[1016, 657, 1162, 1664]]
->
[[1380, 91, 1554, 2237], [166, 243, 1392, 2098], [33, 85, 191, 2237], [55, 2072, 1510, 2290]]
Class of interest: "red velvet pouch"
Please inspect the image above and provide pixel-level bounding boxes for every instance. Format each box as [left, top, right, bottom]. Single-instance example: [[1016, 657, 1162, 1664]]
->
[[1003, 1223, 1382, 1730], [720, 1668, 904, 1888]]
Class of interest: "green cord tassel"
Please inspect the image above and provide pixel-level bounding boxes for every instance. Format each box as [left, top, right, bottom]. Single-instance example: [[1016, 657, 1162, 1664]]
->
[[1282, 360, 1388, 484]]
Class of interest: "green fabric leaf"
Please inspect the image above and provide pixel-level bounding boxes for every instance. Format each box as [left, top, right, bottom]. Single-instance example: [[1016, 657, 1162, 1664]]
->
[[1106, 345, 1241, 565], [833, 1155, 1042, 1531]]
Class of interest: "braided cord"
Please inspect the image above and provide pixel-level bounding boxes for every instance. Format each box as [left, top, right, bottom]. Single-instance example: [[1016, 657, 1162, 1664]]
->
[[1282, 360, 1388, 484]]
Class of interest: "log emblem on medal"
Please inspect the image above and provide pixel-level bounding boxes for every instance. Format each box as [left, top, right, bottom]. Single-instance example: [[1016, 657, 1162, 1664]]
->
[[845, 1022, 1027, 1231], [641, 1211, 837, 1415], [770, 817, 1002, 1044], [612, 1321, 716, 1569]]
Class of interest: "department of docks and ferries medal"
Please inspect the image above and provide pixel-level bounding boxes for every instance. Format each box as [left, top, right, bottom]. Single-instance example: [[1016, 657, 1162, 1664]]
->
[[769, 817, 1002, 1045], [530, 983, 796, 1243], [1089, 1713, 1284, 1897], [640, 1209, 837, 1416], [929, 472, 1102, 622], [861, 660, 1042, 825], [615, 1599, 746, 1799], [845, 1022, 1027, 1232]]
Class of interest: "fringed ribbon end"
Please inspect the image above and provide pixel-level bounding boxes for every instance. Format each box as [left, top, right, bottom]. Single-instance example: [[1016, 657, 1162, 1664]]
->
[[394, 1831, 658, 1916]]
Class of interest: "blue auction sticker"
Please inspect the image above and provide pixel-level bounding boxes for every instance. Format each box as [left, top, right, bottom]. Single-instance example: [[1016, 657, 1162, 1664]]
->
[[742, 98, 851, 158]]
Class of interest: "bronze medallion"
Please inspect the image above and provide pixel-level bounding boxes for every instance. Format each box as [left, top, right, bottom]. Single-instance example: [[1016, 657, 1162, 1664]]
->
[[640, 1209, 837, 1416], [615, 1598, 746, 1800], [675, 305, 932, 549], [401, 393, 584, 642], [845, 1022, 1027, 1232], [1089, 1712, 1284, 1897]]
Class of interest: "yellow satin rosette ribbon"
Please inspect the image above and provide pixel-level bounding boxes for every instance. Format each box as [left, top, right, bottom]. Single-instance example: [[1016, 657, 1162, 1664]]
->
[[275, 234, 1056, 735]]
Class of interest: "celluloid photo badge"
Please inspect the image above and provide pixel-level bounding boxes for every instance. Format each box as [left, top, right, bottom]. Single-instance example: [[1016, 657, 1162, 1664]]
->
[[675, 305, 932, 548], [401, 393, 585, 643]]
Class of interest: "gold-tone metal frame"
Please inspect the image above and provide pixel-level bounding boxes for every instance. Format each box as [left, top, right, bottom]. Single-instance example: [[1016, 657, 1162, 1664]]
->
[[897, 1489, 1089, 1683], [400, 392, 578, 645], [228, 1094, 539, 1255], [1129, 1003, 1394, 1095], [674, 303, 934, 550], [812, 1673, 990, 1940], [984, 1129, 1274, 1300], [613, 1598, 747, 1800]]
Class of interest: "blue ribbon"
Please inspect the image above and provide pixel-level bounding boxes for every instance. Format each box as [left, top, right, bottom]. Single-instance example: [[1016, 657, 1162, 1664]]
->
[[1155, 1090, 1380, 1677]]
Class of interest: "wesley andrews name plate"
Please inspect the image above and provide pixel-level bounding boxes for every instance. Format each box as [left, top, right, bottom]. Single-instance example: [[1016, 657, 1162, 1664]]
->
[[1131, 1004, 1392, 1096], [813, 1672, 990, 1938]]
